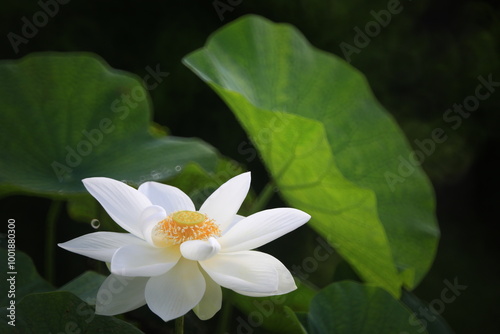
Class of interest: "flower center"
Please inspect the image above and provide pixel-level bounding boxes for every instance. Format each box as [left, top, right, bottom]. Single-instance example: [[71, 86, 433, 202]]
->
[[172, 211, 206, 225], [152, 210, 221, 247]]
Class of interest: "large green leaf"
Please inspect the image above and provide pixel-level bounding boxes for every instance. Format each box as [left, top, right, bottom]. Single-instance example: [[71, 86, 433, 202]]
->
[[0, 291, 144, 333], [183, 15, 439, 295], [0, 52, 217, 197], [308, 281, 429, 334]]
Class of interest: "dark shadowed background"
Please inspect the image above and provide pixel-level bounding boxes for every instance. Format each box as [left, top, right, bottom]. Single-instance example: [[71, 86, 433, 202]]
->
[[1, 0, 499, 333]]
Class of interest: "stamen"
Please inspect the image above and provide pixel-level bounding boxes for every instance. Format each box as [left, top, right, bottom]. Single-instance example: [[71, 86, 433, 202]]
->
[[152, 210, 221, 247]]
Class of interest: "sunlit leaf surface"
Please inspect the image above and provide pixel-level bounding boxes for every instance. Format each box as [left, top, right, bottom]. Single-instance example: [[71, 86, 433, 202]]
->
[[184, 15, 439, 295]]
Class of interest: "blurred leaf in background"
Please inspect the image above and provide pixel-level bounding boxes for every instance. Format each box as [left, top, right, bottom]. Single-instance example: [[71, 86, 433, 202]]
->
[[308, 281, 429, 334], [0, 53, 218, 197]]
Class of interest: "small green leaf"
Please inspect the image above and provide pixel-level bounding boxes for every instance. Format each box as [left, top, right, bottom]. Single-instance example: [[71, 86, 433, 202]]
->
[[59, 271, 106, 305], [183, 15, 439, 295], [283, 306, 308, 334], [0, 52, 217, 197], [0, 291, 144, 333], [229, 281, 315, 334], [295, 311, 309, 332], [308, 281, 429, 334], [400, 290, 455, 334]]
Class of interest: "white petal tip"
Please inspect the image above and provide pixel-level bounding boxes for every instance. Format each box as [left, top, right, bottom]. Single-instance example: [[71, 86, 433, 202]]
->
[[57, 242, 70, 249], [57, 241, 73, 250], [196, 311, 218, 321], [81, 177, 104, 186], [291, 208, 311, 219]]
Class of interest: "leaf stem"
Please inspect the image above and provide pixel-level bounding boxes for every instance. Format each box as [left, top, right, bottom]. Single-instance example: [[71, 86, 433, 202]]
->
[[249, 181, 276, 214], [175, 315, 184, 334], [44, 200, 63, 284], [215, 298, 233, 334]]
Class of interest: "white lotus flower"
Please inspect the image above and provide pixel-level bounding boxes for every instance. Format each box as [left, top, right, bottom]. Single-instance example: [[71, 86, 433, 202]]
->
[[59, 172, 310, 322]]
